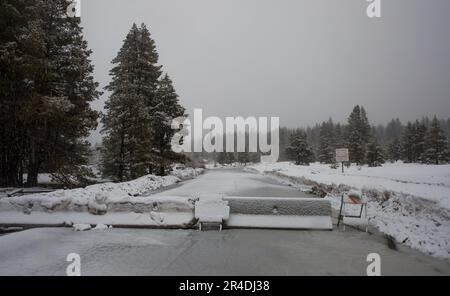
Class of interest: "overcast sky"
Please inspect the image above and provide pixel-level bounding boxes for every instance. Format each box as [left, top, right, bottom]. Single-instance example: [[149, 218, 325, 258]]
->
[[80, 0, 450, 143]]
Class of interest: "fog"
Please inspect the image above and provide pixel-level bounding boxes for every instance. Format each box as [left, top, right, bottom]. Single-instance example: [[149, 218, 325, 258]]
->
[[80, 0, 450, 143]]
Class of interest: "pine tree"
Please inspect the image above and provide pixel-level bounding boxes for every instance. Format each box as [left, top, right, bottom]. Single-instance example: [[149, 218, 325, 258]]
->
[[387, 138, 402, 162], [412, 120, 427, 162], [385, 118, 403, 142], [334, 123, 344, 148], [401, 122, 415, 163], [0, 0, 99, 187], [365, 137, 385, 167], [150, 73, 186, 175], [0, 0, 37, 186], [422, 117, 450, 164], [286, 131, 315, 165], [102, 23, 162, 181], [318, 119, 336, 164], [360, 107, 371, 143], [346, 105, 371, 165], [400, 120, 427, 163]]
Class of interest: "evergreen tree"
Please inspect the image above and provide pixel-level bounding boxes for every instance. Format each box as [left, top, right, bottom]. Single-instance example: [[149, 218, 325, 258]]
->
[[412, 120, 427, 162], [365, 137, 385, 167], [318, 119, 336, 164], [422, 117, 450, 164], [286, 131, 314, 165], [401, 121, 426, 163], [360, 107, 371, 143], [0, 0, 99, 187], [346, 105, 371, 164], [446, 118, 450, 139], [334, 123, 344, 150], [101, 23, 162, 181], [401, 122, 415, 163], [0, 0, 37, 186], [150, 73, 186, 175], [385, 118, 403, 143], [387, 138, 402, 162]]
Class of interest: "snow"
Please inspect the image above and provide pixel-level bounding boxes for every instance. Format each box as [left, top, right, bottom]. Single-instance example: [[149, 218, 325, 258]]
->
[[92, 224, 111, 230], [73, 224, 91, 231], [0, 211, 195, 227], [224, 196, 332, 230], [195, 197, 230, 223], [0, 168, 203, 227], [1, 227, 449, 275], [250, 162, 450, 209], [249, 162, 450, 259], [226, 215, 333, 230]]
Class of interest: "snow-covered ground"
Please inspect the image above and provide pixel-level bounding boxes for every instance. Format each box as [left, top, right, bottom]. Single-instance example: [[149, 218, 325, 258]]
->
[[249, 162, 450, 260], [0, 168, 203, 227], [1, 227, 449, 275]]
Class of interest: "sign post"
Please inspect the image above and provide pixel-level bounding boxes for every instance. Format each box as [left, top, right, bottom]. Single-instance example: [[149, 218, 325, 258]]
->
[[335, 148, 349, 173]]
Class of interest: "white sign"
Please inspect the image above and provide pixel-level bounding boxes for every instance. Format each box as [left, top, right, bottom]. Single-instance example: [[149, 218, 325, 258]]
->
[[336, 148, 349, 163]]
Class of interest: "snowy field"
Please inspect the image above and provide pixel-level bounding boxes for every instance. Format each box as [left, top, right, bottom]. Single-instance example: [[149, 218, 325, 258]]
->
[[249, 162, 450, 260]]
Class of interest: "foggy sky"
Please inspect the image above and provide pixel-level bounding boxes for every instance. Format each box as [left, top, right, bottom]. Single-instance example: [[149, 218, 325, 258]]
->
[[80, 0, 450, 143]]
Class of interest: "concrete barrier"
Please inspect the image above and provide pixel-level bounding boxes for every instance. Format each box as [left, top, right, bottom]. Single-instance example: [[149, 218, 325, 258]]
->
[[224, 197, 333, 230]]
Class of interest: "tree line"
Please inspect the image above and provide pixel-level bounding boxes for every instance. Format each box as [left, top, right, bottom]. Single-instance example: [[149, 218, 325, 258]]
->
[[0, 1, 186, 187], [1, 0, 99, 187], [281, 106, 450, 166]]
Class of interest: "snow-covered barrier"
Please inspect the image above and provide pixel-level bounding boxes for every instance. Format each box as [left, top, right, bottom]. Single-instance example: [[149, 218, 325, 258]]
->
[[224, 197, 333, 230], [0, 169, 204, 228]]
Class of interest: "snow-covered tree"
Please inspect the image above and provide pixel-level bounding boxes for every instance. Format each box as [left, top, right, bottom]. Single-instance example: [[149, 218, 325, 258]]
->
[[401, 122, 415, 163], [385, 118, 403, 142], [102, 23, 163, 181], [0, 0, 99, 187], [387, 138, 402, 162], [422, 117, 450, 164], [286, 131, 315, 166], [365, 137, 385, 167], [318, 119, 336, 164], [401, 120, 427, 163], [346, 105, 371, 165], [150, 73, 186, 175]]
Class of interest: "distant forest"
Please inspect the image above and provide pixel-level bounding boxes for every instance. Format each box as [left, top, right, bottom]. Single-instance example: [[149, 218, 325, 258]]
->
[[205, 106, 450, 167], [279, 107, 450, 165]]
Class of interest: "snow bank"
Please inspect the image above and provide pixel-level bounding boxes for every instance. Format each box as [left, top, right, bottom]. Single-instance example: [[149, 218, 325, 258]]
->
[[250, 162, 450, 210], [73, 224, 92, 231], [249, 162, 450, 259], [0, 168, 203, 226]]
